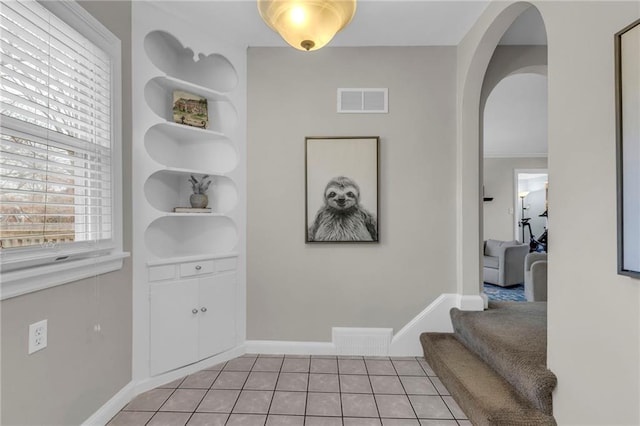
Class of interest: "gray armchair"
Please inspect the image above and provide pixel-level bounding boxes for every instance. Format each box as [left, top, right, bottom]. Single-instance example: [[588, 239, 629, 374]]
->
[[483, 239, 529, 287], [524, 252, 548, 301]]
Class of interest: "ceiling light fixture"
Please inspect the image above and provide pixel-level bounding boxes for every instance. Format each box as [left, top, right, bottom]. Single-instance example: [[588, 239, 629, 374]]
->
[[257, 0, 357, 52]]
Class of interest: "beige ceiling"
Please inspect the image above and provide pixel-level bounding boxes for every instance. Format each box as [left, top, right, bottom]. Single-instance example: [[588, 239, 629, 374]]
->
[[154, 1, 548, 157], [156, 1, 491, 47]]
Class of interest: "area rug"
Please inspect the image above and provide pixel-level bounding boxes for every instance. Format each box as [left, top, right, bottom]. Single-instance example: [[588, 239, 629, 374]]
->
[[483, 283, 526, 301]]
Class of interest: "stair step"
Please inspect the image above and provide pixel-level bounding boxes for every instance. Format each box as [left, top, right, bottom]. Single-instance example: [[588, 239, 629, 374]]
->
[[451, 302, 556, 415], [421, 332, 556, 426]]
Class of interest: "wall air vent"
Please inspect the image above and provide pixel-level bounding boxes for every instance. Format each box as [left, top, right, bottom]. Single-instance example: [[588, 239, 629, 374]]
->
[[337, 88, 388, 113], [332, 327, 393, 356]]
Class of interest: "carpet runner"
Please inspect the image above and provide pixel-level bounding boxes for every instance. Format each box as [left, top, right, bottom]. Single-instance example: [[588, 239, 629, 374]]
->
[[420, 301, 556, 425]]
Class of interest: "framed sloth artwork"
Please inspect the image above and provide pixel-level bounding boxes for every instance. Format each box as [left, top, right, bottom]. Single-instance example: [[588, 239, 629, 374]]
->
[[305, 136, 379, 243]]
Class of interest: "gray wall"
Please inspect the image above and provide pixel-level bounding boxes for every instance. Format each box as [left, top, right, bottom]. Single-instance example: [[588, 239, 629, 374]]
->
[[247, 47, 457, 341], [537, 1, 640, 423], [0, 2, 133, 424], [483, 157, 547, 242]]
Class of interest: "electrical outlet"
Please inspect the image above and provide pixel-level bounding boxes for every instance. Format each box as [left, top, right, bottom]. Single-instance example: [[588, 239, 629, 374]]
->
[[28, 319, 47, 354]]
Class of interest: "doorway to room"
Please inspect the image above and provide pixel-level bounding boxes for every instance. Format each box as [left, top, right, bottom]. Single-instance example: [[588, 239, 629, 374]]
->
[[515, 170, 548, 251], [480, 6, 548, 303]]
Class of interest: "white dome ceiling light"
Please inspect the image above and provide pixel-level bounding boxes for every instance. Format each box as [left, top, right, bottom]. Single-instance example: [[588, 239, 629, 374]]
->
[[257, 0, 357, 51]]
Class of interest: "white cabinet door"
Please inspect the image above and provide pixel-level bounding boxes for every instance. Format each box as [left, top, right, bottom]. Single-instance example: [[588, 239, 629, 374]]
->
[[198, 272, 236, 359], [150, 279, 199, 375]]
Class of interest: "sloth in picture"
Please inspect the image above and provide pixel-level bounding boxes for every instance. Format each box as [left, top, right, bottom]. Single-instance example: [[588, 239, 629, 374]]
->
[[308, 176, 378, 242]]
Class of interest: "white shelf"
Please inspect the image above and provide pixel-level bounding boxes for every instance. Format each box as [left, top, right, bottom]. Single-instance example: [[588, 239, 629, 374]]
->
[[153, 75, 229, 102], [144, 170, 238, 214], [144, 77, 239, 135], [163, 166, 228, 177], [150, 121, 226, 141], [146, 252, 239, 267], [144, 30, 238, 93], [145, 123, 237, 173], [163, 212, 224, 217], [144, 215, 238, 259]]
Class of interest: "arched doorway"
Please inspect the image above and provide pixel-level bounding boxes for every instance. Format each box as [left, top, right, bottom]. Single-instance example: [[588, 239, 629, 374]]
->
[[483, 72, 548, 242], [480, 8, 548, 302], [455, 1, 548, 304]]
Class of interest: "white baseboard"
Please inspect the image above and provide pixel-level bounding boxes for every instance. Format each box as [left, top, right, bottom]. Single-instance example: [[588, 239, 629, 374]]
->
[[82, 381, 136, 426], [248, 293, 484, 357], [389, 293, 457, 356], [480, 291, 489, 309], [457, 294, 485, 311], [135, 345, 245, 395], [82, 346, 244, 425], [245, 340, 336, 355], [387, 292, 483, 356]]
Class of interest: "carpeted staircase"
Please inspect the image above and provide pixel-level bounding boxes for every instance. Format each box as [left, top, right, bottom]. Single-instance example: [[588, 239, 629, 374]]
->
[[420, 301, 557, 425]]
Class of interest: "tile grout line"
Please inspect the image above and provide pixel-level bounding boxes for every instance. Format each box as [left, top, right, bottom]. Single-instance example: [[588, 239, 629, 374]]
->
[[262, 355, 284, 424], [181, 366, 225, 425], [304, 357, 311, 424], [416, 356, 459, 422], [143, 379, 182, 426], [203, 364, 230, 426], [224, 356, 258, 425], [390, 357, 419, 422], [336, 357, 344, 425], [363, 357, 382, 423]]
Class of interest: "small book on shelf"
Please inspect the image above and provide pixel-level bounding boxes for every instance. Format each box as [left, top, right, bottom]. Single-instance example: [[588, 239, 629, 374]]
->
[[173, 207, 212, 213]]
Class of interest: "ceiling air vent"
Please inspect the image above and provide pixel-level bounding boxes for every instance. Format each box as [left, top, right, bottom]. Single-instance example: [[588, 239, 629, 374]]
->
[[337, 88, 388, 113]]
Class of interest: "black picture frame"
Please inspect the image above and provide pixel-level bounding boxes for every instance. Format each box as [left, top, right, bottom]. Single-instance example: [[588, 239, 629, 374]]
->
[[305, 136, 379, 243], [616, 19, 640, 278]]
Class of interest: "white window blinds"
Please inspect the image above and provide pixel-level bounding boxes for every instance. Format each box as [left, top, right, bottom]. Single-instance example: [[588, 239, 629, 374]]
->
[[0, 0, 113, 252]]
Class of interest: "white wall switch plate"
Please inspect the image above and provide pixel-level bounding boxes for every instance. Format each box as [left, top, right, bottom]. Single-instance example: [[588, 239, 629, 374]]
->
[[28, 319, 47, 354]]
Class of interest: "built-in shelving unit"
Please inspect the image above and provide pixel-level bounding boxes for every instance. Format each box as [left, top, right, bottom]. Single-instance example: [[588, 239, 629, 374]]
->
[[142, 28, 240, 260], [133, 3, 246, 382]]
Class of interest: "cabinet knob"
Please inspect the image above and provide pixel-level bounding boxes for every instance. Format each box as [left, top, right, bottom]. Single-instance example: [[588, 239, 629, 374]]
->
[[195, 265, 202, 271], [201, 307, 207, 313], [192, 308, 199, 314]]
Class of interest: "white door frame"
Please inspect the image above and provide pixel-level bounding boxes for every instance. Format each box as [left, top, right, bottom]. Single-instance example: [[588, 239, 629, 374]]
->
[[514, 168, 548, 242]]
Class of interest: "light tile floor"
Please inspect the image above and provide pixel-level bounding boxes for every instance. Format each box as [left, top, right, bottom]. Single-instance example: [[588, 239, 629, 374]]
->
[[108, 355, 471, 426]]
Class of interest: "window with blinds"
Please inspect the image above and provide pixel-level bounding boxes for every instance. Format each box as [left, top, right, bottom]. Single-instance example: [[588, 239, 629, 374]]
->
[[0, 1, 118, 270]]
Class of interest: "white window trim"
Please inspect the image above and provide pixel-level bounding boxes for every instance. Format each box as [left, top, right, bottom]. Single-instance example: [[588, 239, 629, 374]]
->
[[1, 252, 129, 300], [0, 1, 128, 299]]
